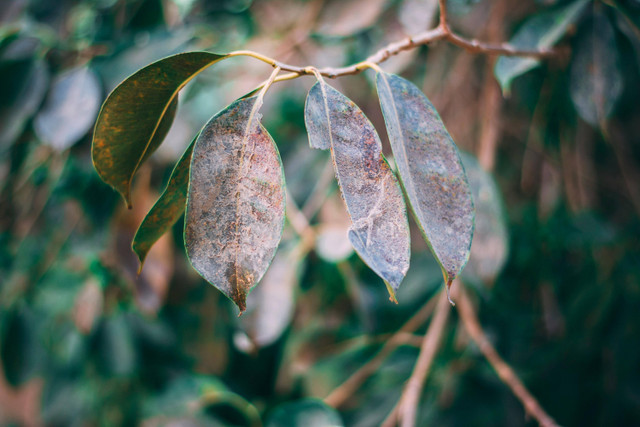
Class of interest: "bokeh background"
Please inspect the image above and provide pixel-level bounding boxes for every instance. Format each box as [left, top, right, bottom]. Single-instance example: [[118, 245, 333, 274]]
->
[[1, 0, 639, 425]]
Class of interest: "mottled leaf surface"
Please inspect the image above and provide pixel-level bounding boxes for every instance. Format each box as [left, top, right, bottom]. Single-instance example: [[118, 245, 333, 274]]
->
[[305, 80, 410, 297], [494, 0, 588, 94], [34, 66, 101, 150], [185, 96, 285, 313], [92, 51, 226, 207], [133, 136, 196, 269], [570, 13, 623, 127], [376, 71, 474, 288], [460, 153, 509, 286]]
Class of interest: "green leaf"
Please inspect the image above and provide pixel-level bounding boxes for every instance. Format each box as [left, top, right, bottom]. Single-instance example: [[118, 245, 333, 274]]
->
[[266, 399, 344, 427], [184, 96, 285, 313], [304, 80, 410, 300], [494, 0, 589, 94], [376, 71, 474, 296], [459, 152, 509, 286], [132, 135, 196, 269], [569, 13, 623, 127], [34, 66, 102, 151], [92, 51, 227, 208]]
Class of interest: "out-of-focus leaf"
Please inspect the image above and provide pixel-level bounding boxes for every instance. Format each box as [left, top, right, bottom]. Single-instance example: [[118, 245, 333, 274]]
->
[[612, 0, 640, 33], [459, 153, 509, 286], [98, 313, 136, 377], [73, 278, 103, 334], [143, 375, 261, 425], [34, 66, 101, 150], [235, 243, 301, 351], [133, 136, 196, 268], [399, 0, 438, 34], [315, 0, 387, 37], [0, 305, 42, 386], [494, 0, 589, 94], [376, 71, 474, 294], [569, 13, 623, 127], [92, 51, 227, 208], [305, 80, 410, 300], [185, 96, 285, 313], [0, 57, 48, 149], [266, 399, 344, 427]]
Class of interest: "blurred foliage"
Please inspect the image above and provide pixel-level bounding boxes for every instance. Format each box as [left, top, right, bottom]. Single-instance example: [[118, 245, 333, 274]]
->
[[1, 0, 639, 426]]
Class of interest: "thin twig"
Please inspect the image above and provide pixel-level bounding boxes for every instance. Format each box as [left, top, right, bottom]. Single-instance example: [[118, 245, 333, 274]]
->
[[395, 291, 452, 427], [227, 3, 556, 81], [323, 291, 440, 408], [456, 287, 560, 427]]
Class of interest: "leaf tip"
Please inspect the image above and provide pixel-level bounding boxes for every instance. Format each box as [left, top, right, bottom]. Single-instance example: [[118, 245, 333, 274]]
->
[[445, 278, 455, 306], [384, 281, 399, 304]]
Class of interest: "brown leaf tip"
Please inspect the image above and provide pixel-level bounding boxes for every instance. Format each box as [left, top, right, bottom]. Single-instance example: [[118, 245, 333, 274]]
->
[[445, 278, 455, 306]]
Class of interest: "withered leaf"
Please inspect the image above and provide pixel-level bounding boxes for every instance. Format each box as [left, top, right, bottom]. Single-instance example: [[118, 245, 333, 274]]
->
[[376, 71, 474, 295], [305, 80, 410, 299], [132, 136, 197, 269], [184, 96, 285, 313], [92, 52, 227, 208]]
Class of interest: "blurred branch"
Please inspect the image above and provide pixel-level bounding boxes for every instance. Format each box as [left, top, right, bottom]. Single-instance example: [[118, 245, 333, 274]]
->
[[456, 287, 560, 427], [394, 290, 451, 427], [228, 0, 557, 80], [323, 290, 440, 408]]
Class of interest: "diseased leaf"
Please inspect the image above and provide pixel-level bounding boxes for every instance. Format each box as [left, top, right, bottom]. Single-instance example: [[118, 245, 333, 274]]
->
[[236, 243, 301, 350], [266, 399, 344, 427], [184, 96, 285, 313], [494, 0, 589, 94], [304, 80, 410, 299], [460, 152, 509, 286], [570, 13, 623, 127], [376, 71, 474, 296], [34, 66, 101, 150], [132, 136, 196, 269], [92, 51, 227, 208]]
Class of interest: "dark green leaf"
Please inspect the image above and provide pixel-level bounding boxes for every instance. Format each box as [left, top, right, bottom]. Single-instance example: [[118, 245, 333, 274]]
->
[[266, 399, 344, 427], [459, 152, 509, 286], [494, 0, 589, 94], [305, 80, 410, 300], [92, 51, 227, 208], [132, 136, 196, 269], [34, 66, 102, 151], [184, 96, 285, 313], [376, 71, 474, 294], [570, 13, 623, 127], [98, 313, 136, 377]]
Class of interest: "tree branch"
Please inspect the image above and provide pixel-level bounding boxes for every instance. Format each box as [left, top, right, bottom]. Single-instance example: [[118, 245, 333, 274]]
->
[[324, 291, 440, 408], [456, 287, 560, 427], [229, 2, 556, 81]]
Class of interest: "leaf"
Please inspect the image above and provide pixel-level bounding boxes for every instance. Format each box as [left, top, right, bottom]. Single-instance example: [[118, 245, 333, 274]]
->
[[92, 51, 227, 208], [34, 66, 102, 151], [459, 152, 509, 286], [184, 96, 285, 313], [316, 0, 387, 37], [0, 57, 48, 149], [569, 13, 623, 127], [376, 71, 474, 294], [494, 0, 589, 94], [132, 136, 196, 269], [236, 243, 301, 351], [304, 80, 411, 299], [266, 399, 344, 427]]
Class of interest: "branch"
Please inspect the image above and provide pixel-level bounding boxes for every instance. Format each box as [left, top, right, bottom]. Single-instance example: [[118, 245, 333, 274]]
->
[[456, 287, 560, 427], [324, 291, 440, 408], [395, 291, 451, 427], [229, 2, 556, 81]]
